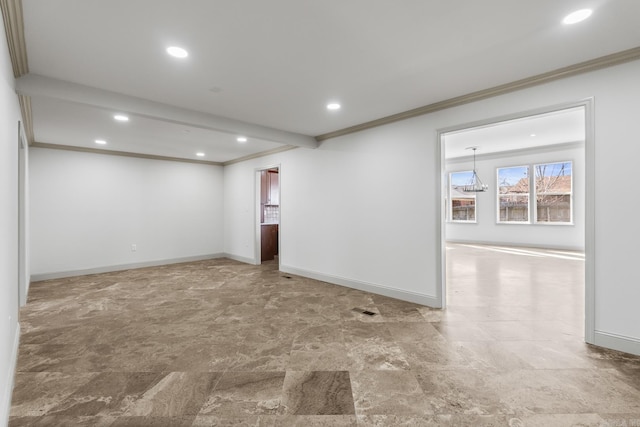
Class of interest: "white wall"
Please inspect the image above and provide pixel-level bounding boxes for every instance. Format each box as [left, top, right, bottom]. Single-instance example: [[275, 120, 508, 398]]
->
[[0, 15, 23, 425], [225, 59, 640, 355], [225, 119, 442, 306], [446, 143, 585, 250], [30, 148, 224, 278]]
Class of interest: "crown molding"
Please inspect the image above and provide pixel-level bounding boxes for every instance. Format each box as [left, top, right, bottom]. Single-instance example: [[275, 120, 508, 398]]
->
[[1, 0, 34, 143], [31, 142, 224, 166], [315, 46, 640, 142], [0, 0, 27, 77]]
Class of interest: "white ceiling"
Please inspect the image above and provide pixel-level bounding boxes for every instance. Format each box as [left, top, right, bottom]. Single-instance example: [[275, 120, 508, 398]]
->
[[444, 107, 585, 159], [31, 97, 285, 163], [16, 0, 640, 162]]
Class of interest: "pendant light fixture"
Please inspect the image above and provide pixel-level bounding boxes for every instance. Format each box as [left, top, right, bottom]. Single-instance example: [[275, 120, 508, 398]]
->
[[463, 147, 488, 192]]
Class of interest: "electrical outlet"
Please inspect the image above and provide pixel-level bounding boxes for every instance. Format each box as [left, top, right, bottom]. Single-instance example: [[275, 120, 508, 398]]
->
[[131, 244, 137, 252]]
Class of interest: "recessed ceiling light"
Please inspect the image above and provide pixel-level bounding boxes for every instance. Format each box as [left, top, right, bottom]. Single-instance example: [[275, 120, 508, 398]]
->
[[196, 152, 205, 157], [114, 114, 129, 122], [530, 133, 536, 137], [95, 139, 107, 145], [237, 136, 247, 143], [166, 46, 188, 58], [326, 103, 341, 111], [562, 9, 592, 25]]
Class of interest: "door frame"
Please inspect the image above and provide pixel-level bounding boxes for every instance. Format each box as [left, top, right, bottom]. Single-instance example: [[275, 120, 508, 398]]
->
[[18, 120, 28, 307], [437, 98, 595, 344], [254, 164, 281, 267]]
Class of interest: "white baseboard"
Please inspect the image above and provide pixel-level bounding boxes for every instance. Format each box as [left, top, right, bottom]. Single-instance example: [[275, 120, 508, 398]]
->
[[1, 322, 20, 426], [280, 264, 440, 308], [222, 253, 257, 265], [593, 330, 640, 357], [446, 239, 584, 252], [30, 253, 226, 282]]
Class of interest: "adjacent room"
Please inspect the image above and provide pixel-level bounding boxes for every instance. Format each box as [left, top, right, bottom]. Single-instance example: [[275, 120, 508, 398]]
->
[[441, 106, 588, 358], [2, 1, 640, 426]]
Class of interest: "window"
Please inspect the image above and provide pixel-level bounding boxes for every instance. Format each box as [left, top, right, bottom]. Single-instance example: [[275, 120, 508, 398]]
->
[[497, 166, 529, 223], [534, 161, 572, 223], [449, 171, 476, 222]]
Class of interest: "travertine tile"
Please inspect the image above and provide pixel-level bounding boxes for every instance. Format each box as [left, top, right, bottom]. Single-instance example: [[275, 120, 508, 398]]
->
[[288, 343, 356, 371], [274, 415, 358, 426], [515, 413, 606, 427], [199, 371, 285, 415], [432, 322, 494, 342], [10, 249, 640, 424], [109, 416, 195, 426], [357, 414, 512, 426], [192, 415, 276, 426], [10, 372, 97, 417], [415, 369, 510, 415], [119, 372, 221, 416], [8, 416, 116, 426], [281, 371, 355, 415], [350, 370, 430, 416], [49, 372, 166, 416]]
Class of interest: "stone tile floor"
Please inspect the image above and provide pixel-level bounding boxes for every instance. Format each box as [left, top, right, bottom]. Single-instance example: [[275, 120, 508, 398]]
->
[[9, 244, 640, 426]]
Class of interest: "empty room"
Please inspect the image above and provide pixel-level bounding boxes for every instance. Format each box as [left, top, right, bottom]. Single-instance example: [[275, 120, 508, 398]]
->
[[2, 1, 640, 426]]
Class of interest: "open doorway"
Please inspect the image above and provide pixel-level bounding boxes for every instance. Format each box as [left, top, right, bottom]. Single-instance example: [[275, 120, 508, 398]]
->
[[439, 101, 594, 344], [255, 166, 280, 265]]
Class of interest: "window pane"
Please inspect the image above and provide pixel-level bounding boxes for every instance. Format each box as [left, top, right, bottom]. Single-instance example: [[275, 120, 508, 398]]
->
[[536, 194, 571, 222], [452, 197, 476, 221], [499, 195, 529, 222], [497, 166, 529, 223], [534, 161, 572, 223], [450, 171, 476, 222], [535, 162, 572, 194], [498, 166, 529, 194]]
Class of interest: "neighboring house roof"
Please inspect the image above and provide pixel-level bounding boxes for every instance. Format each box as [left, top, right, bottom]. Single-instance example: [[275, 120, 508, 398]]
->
[[501, 175, 571, 194], [536, 175, 572, 193]]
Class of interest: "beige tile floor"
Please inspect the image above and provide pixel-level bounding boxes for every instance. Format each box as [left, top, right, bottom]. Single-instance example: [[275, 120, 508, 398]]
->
[[9, 243, 640, 426]]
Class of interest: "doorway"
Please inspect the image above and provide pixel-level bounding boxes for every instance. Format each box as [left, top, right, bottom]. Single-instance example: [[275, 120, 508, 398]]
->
[[255, 166, 280, 266], [438, 100, 594, 344]]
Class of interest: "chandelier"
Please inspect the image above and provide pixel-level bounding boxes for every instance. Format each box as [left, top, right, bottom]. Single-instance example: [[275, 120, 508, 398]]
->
[[463, 147, 488, 192]]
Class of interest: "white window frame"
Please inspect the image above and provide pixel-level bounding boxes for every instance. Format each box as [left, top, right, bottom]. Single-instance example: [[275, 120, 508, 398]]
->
[[449, 171, 477, 223], [533, 161, 573, 225]]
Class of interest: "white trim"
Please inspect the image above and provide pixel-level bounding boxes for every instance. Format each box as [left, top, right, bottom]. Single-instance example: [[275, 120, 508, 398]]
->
[[30, 253, 226, 282], [584, 98, 596, 345], [18, 120, 28, 307], [280, 264, 441, 308], [593, 331, 640, 357], [436, 130, 445, 309], [222, 253, 256, 265], [1, 322, 20, 426]]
